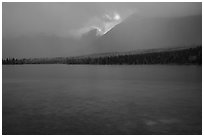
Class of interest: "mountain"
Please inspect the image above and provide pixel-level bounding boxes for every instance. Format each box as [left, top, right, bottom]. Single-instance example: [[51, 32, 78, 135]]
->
[[3, 34, 82, 58], [3, 29, 99, 58], [3, 14, 201, 58], [88, 14, 201, 54]]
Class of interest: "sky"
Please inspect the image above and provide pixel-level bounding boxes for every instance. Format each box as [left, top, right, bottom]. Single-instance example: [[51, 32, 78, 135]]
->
[[2, 2, 202, 58]]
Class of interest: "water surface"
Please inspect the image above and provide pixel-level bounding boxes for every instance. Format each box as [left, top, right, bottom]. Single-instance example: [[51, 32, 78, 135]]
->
[[2, 65, 202, 135]]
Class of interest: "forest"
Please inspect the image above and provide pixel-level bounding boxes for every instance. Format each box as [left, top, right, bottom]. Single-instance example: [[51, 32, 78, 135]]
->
[[2, 46, 202, 65]]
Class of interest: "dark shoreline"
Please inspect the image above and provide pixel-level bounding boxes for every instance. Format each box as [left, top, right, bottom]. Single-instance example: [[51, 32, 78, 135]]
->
[[3, 46, 202, 65]]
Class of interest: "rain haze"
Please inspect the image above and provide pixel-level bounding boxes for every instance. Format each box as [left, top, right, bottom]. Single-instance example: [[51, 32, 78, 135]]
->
[[2, 2, 202, 58], [2, 2, 202, 135]]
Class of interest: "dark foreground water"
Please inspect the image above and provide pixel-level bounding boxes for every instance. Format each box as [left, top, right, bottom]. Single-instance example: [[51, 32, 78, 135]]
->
[[2, 65, 202, 135]]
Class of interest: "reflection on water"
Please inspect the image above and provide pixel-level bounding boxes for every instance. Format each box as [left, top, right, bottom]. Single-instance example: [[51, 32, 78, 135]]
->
[[2, 65, 202, 135]]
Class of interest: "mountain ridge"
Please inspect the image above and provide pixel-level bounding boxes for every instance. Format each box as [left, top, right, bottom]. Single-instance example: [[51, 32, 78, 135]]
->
[[88, 14, 201, 54]]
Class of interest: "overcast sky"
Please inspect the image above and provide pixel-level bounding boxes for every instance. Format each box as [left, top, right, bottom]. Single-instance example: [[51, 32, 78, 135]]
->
[[2, 2, 202, 58]]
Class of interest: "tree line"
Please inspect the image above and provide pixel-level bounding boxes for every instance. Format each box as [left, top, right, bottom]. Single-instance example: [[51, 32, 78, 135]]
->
[[3, 46, 202, 65]]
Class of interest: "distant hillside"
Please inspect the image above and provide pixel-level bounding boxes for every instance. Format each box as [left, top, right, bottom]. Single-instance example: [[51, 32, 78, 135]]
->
[[88, 15, 201, 54], [3, 15, 201, 58], [3, 46, 202, 65]]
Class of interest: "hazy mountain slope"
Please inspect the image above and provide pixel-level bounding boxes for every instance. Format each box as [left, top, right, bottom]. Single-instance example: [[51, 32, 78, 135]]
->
[[90, 15, 201, 53], [2, 33, 97, 58], [3, 14, 201, 58], [3, 35, 79, 58], [2, 29, 99, 58]]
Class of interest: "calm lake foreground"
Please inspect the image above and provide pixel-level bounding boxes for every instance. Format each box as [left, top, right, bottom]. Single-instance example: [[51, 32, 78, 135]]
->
[[2, 65, 202, 135]]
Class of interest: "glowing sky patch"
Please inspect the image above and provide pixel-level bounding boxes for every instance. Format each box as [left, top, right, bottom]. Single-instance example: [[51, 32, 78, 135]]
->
[[114, 13, 121, 20], [71, 10, 133, 38]]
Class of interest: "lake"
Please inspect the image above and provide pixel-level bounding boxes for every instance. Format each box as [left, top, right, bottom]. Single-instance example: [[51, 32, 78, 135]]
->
[[2, 65, 202, 135]]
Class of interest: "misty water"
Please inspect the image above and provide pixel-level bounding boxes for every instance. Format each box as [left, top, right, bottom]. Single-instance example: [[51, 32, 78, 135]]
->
[[2, 65, 202, 135]]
